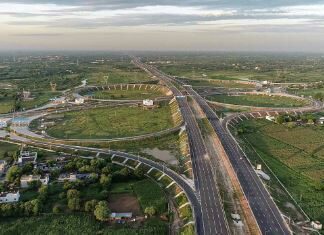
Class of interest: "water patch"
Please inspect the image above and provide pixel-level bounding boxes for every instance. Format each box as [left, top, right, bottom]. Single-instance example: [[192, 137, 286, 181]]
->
[[143, 148, 179, 165]]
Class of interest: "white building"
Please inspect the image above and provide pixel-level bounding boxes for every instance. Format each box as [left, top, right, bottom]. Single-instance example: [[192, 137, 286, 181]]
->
[[0, 191, 20, 203], [20, 174, 49, 188], [143, 99, 154, 106], [75, 97, 85, 104], [0, 160, 6, 175], [17, 151, 37, 166]]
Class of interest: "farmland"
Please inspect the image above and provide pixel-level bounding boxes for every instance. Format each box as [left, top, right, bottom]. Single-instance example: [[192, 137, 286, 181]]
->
[[206, 94, 308, 107], [145, 53, 324, 83], [0, 54, 153, 114], [233, 119, 324, 222], [45, 103, 174, 139]]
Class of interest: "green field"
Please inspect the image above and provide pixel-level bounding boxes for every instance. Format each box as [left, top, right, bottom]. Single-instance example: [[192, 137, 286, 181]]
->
[[0, 90, 59, 114], [178, 78, 255, 89], [0, 214, 167, 235], [0, 142, 19, 161], [288, 87, 324, 98], [153, 54, 324, 83], [207, 94, 308, 107], [92, 89, 166, 100], [133, 179, 167, 214], [46, 104, 174, 139], [234, 119, 324, 222], [86, 63, 152, 85]]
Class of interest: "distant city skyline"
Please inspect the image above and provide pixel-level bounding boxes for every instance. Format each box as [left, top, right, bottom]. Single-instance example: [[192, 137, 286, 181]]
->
[[0, 0, 324, 52]]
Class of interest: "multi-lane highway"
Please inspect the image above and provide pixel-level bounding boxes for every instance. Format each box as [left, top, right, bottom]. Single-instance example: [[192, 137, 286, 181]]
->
[[133, 57, 300, 235], [185, 86, 291, 235], [134, 58, 230, 235]]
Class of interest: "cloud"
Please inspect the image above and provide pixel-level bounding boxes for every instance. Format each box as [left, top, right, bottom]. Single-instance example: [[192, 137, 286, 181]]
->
[[11, 33, 63, 36], [1, 0, 324, 51]]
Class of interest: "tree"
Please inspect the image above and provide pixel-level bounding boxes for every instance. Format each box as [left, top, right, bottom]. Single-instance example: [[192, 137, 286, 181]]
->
[[6, 166, 22, 182], [85, 199, 98, 212], [101, 166, 111, 175], [38, 185, 49, 202], [52, 205, 61, 214], [88, 173, 99, 183], [144, 206, 156, 217], [68, 197, 80, 211], [94, 201, 110, 221], [275, 115, 285, 124], [100, 174, 112, 189], [67, 189, 80, 200]]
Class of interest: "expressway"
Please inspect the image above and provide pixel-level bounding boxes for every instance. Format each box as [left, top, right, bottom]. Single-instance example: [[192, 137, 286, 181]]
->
[[185, 86, 291, 235], [133, 57, 299, 234], [134, 58, 230, 235]]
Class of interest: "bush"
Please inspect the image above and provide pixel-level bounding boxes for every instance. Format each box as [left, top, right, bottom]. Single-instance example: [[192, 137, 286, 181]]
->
[[144, 206, 156, 217]]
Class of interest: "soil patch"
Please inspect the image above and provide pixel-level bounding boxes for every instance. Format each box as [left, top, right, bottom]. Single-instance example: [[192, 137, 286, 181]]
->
[[108, 193, 142, 216]]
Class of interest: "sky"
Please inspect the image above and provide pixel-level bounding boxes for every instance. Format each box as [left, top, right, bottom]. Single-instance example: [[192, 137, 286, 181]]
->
[[0, 0, 324, 52]]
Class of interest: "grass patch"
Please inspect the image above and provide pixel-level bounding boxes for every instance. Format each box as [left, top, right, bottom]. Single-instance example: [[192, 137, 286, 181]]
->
[[207, 94, 307, 107], [91, 89, 166, 100], [46, 104, 174, 139], [133, 179, 168, 214]]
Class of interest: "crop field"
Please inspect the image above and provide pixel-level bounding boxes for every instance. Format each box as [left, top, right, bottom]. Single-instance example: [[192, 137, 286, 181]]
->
[[234, 119, 324, 222], [0, 214, 168, 235], [46, 104, 174, 139], [92, 89, 166, 100], [206, 94, 308, 107]]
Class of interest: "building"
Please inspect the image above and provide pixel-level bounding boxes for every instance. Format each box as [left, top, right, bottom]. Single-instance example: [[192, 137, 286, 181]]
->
[[110, 212, 133, 220], [37, 163, 62, 172], [0, 191, 20, 203], [76, 173, 97, 180], [75, 97, 85, 104], [50, 97, 66, 104], [17, 151, 37, 166], [318, 117, 324, 125], [0, 160, 7, 175], [58, 173, 77, 182], [143, 99, 154, 106], [20, 174, 49, 188], [311, 221, 322, 230], [0, 119, 8, 128]]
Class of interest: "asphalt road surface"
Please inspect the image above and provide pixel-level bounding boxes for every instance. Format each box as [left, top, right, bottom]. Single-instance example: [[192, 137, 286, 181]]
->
[[134, 58, 230, 235], [186, 86, 291, 235]]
